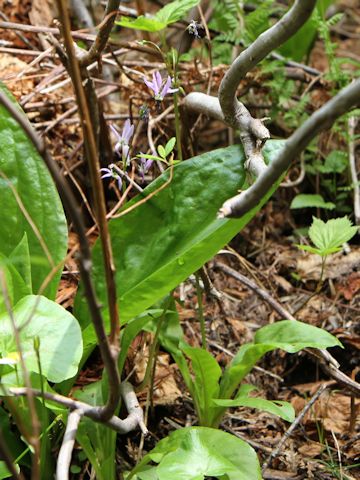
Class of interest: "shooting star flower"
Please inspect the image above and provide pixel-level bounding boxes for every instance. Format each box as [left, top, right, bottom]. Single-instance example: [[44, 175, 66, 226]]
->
[[138, 155, 153, 183], [110, 120, 134, 164], [144, 71, 178, 101], [100, 164, 122, 191]]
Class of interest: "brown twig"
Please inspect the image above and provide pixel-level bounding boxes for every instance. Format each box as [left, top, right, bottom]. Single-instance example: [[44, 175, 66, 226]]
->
[[79, 2, 121, 67], [56, 0, 120, 421], [262, 384, 328, 472]]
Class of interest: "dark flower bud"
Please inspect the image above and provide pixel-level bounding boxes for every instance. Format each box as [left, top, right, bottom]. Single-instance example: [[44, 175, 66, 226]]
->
[[187, 20, 206, 39]]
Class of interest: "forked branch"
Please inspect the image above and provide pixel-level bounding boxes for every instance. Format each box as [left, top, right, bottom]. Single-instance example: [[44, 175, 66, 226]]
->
[[219, 78, 360, 217]]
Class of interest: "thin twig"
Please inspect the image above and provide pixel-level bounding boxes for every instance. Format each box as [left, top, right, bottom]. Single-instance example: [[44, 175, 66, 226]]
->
[[56, 0, 121, 421], [0, 82, 121, 422], [56, 409, 83, 480], [348, 115, 360, 225], [0, 430, 25, 480], [262, 384, 328, 472], [79, 1, 121, 67]]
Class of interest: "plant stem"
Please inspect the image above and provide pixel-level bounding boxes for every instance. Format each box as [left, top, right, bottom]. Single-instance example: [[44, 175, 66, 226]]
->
[[195, 272, 207, 350], [173, 93, 183, 161], [135, 297, 171, 392], [56, 0, 120, 422]]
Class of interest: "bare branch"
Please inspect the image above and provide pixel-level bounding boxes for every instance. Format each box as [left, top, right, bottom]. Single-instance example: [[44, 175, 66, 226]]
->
[[56, 409, 83, 480], [262, 384, 328, 472], [219, 78, 360, 218], [184, 1, 316, 178], [219, 0, 316, 131], [79, 0, 121, 67], [56, 0, 121, 421], [348, 115, 360, 225], [9, 383, 147, 435]]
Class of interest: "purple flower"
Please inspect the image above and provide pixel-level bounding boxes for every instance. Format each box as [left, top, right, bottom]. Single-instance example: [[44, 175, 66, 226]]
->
[[100, 164, 122, 191], [110, 120, 134, 164], [138, 156, 153, 182], [144, 71, 178, 101]]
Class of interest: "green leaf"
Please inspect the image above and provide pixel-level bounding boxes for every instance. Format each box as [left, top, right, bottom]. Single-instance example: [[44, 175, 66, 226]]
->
[[130, 427, 261, 480], [157, 145, 166, 159], [156, 0, 201, 25], [117, 16, 166, 32], [308, 216, 358, 253], [219, 320, 341, 405], [164, 138, 176, 157], [0, 295, 82, 383], [214, 384, 295, 423], [9, 233, 32, 291], [0, 253, 31, 313], [75, 141, 285, 345], [75, 382, 116, 480], [0, 86, 68, 298], [182, 347, 221, 426], [279, 1, 336, 61], [0, 462, 20, 480], [290, 194, 335, 210], [318, 150, 348, 174], [117, 0, 200, 32], [118, 310, 164, 376]]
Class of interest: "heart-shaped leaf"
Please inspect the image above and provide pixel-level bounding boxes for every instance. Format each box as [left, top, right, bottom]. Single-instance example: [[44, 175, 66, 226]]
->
[[130, 427, 261, 480], [0, 295, 82, 383]]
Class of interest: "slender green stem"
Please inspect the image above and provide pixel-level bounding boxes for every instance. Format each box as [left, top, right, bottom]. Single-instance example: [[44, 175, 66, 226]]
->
[[135, 297, 171, 392], [15, 416, 63, 465], [173, 93, 183, 161], [195, 272, 206, 350]]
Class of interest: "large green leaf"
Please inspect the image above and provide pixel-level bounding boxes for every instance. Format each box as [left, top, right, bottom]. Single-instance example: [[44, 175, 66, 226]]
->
[[220, 320, 341, 400], [130, 427, 261, 480], [0, 295, 82, 383], [76, 141, 285, 345], [0, 87, 67, 298]]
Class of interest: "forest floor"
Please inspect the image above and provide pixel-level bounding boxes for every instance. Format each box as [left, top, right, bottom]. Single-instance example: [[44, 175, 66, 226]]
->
[[0, 1, 359, 479]]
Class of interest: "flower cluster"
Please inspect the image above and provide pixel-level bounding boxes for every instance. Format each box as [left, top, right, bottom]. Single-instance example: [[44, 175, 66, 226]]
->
[[187, 20, 205, 39], [101, 69, 178, 189]]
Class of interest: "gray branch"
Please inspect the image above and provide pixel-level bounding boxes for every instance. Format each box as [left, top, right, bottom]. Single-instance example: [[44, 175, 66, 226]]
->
[[9, 381, 148, 436], [56, 409, 83, 480], [185, 0, 316, 178], [219, 78, 360, 218], [219, 0, 316, 129]]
